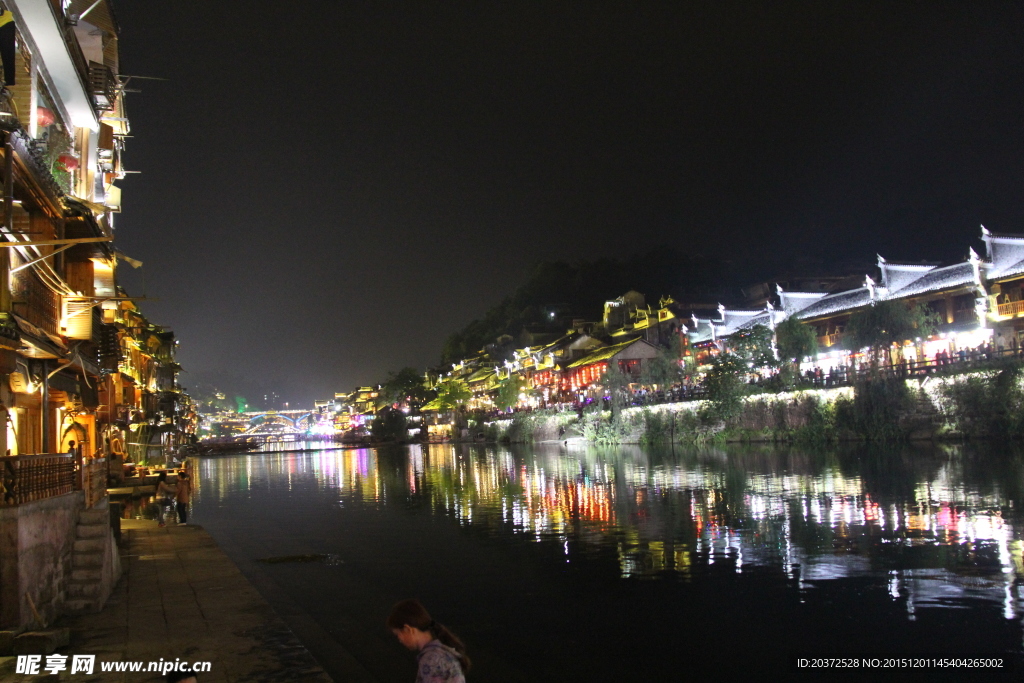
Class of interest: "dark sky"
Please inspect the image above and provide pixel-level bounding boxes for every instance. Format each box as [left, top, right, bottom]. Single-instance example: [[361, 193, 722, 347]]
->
[[112, 2, 1024, 406]]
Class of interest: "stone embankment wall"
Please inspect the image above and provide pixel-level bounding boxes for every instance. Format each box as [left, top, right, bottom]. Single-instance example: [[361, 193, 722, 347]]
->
[[0, 491, 82, 627], [0, 492, 120, 629], [484, 367, 1024, 444], [723, 388, 854, 435]]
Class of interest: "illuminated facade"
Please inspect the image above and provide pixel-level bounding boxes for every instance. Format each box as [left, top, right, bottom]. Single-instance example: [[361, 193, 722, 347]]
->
[[982, 228, 1024, 350], [563, 337, 660, 393], [350, 230, 1024, 422], [465, 366, 499, 410], [689, 228, 1024, 372], [0, 1, 192, 464], [330, 386, 380, 437]]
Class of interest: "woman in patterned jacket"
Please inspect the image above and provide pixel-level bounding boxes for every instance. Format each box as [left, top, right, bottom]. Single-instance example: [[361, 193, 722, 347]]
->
[[387, 599, 470, 682]]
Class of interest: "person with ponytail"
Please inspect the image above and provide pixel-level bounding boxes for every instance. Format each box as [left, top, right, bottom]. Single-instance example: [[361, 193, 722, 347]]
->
[[386, 599, 470, 682]]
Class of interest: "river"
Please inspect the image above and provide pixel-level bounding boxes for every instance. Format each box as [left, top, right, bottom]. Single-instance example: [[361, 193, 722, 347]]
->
[[181, 443, 1024, 681]]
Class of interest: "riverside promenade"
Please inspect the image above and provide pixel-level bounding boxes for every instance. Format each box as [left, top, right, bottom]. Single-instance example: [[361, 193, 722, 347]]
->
[[0, 519, 355, 683]]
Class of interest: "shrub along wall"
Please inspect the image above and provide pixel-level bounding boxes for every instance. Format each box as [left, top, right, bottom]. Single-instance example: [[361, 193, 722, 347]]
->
[[482, 360, 1024, 445]]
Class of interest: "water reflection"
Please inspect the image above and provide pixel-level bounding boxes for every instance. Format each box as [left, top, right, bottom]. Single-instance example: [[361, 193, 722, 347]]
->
[[195, 443, 1024, 621]]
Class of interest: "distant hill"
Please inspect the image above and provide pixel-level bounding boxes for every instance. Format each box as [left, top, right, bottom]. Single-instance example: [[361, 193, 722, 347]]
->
[[440, 247, 732, 363]]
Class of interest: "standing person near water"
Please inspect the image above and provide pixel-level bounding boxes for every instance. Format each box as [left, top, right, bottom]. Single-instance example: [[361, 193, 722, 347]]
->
[[155, 472, 175, 527], [175, 471, 192, 524], [387, 599, 469, 683]]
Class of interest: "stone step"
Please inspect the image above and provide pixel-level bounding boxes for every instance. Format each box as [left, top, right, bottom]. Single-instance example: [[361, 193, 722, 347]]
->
[[12, 629, 70, 655], [72, 550, 104, 568], [76, 522, 106, 539], [63, 598, 99, 615], [67, 579, 101, 598], [73, 537, 105, 553], [0, 631, 18, 657], [71, 567, 101, 582], [79, 508, 108, 525]]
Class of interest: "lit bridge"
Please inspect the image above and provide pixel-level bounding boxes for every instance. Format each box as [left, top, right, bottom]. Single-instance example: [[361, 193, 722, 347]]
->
[[241, 410, 317, 436]]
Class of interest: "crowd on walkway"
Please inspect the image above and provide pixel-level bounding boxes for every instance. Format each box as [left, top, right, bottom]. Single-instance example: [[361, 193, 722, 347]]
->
[[772, 342, 1021, 389], [470, 341, 1024, 419]]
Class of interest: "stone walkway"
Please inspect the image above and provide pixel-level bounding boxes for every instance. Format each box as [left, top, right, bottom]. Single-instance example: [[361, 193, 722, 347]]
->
[[0, 519, 338, 682]]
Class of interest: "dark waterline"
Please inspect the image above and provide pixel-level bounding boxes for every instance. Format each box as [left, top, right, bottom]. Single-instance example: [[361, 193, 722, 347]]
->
[[180, 443, 1024, 681]]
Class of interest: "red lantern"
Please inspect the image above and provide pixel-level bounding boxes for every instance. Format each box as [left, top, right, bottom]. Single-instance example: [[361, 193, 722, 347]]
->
[[36, 107, 55, 128], [57, 154, 78, 171]]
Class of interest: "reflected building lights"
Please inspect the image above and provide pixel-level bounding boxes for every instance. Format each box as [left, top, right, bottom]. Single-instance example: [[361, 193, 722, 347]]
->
[[193, 443, 1024, 620]]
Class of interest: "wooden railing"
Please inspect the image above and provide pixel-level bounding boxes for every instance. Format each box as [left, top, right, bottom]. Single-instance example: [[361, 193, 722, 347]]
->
[[998, 300, 1024, 317], [0, 454, 75, 506], [521, 347, 1024, 413], [88, 62, 117, 111], [82, 457, 107, 509]]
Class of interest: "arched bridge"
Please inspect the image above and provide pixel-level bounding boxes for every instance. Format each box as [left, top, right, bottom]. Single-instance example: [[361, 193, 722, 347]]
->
[[242, 410, 316, 435]]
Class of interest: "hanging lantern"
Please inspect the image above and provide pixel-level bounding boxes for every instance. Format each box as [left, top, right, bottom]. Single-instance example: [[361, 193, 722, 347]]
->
[[57, 154, 78, 171], [36, 106, 56, 128]]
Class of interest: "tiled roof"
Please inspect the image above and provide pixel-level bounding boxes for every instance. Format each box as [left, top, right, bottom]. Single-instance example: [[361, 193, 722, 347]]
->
[[685, 318, 716, 344], [718, 310, 762, 336], [886, 261, 975, 299], [778, 290, 828, 316], [990, 256, 1024, 280], [983, 230, 1024, 279], [795, 287, 873, 320], [466, 367, 496, 384], [792, 260, 976, 319], [567, 338, 642, 368], [734, 311, 774, 332], [878, 261, 936, 292]]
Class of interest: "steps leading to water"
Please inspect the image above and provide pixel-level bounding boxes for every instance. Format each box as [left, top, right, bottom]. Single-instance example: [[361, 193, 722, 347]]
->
[[65, 508, 113, 615]]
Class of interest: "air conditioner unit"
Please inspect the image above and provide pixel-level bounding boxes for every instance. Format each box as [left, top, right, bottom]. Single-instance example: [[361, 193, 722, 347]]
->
[[62, 297, 93, 340]]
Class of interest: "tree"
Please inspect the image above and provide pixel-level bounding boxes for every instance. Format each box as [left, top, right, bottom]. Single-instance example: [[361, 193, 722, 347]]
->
[[729, 324, 778, 369], [844, 300, 940, 363], [699, 352, 748, 423], [370, 406, 408, 442], [435, 378, 471, 413], [775, 317, 818, 366], [639, 335, 684, 388], [600, 362, 633, 420], [381, 367, 431, 408], [495, 374, 527, 411]]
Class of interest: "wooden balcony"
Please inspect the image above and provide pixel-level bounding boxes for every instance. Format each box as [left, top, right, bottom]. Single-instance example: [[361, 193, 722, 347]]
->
[[88, 62, 117, 112], [1, 454, 75, 506], [817, 333, 842, 348], [998, 300, 1024, 317]]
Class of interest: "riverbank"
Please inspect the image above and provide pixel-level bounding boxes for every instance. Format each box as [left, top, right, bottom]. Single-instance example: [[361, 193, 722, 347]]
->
[[477, 362, 1024, 445], [0, 519, 343, 683]]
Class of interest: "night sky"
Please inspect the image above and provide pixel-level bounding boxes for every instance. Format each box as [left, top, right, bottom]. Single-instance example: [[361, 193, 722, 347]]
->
[[112, 2, 1023, 406]]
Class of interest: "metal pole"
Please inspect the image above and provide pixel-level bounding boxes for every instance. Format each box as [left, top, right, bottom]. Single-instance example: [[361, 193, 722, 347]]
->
[[0, 138, 10, 458], [1, 138, 12, 312], [40, 360, 49, 453]]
